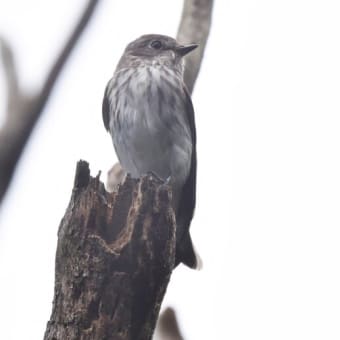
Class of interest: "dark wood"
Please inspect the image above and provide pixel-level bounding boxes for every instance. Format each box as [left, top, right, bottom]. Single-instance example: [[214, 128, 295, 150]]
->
[[44, 160, 176, 340]]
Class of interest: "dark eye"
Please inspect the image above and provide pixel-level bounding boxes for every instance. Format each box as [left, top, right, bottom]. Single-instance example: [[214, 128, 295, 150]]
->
[[150, 40, 162, 49]]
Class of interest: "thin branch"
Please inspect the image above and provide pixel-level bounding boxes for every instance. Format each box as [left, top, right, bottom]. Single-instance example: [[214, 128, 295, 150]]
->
[[0, 38, 22, 113], [0, 0, 102, 204], [37, 0, 101, 114], [177, 0, 214, 94]]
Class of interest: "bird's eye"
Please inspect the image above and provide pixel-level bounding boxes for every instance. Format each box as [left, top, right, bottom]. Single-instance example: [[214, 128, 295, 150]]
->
[[150, 40, 162, 49]]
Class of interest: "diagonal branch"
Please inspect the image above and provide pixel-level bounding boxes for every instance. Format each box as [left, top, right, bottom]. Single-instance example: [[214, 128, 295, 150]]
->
[[37, 0, 101, 115], [0, 38, 23, 114], [177, 0, 214, 94], [0, 0, 102, 204]]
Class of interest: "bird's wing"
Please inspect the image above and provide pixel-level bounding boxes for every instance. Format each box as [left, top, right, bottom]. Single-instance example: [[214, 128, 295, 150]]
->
[[102, 81, 111, 131], [175, 86, 198, 268], [177, 86, 197, 235]]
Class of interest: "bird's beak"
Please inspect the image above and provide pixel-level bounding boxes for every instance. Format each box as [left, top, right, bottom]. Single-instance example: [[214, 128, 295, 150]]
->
[[175, 44, 199, 56]]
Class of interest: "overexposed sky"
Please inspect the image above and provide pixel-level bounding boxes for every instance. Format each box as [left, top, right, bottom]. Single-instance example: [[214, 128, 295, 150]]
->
[[1, 1, 340, 339]]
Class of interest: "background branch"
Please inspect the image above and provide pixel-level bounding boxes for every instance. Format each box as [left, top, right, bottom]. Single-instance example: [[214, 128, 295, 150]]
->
[[0, 37, 25, 114], [177, 0, 214, 94], [0, 0, 101, 204]]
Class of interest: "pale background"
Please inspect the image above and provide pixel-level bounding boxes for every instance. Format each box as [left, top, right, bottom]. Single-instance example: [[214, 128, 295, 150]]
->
[[1, 0, 340, 339]]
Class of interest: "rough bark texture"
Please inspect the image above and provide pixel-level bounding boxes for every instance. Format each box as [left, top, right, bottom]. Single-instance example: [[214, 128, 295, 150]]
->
[[44, 160, 176, 340]]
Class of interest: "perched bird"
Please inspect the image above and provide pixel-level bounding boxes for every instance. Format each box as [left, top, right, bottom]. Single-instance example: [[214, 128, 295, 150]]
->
[[102, 34, 199, 269]]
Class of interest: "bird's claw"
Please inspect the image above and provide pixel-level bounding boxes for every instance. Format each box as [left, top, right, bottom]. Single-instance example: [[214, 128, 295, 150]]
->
[[146, 172, 172, 186], [146, 171, 163, 183], [164, 175, 172, 186]]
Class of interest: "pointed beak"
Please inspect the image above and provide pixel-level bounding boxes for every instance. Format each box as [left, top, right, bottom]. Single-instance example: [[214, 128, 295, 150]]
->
[[175, 43, 199, 56]]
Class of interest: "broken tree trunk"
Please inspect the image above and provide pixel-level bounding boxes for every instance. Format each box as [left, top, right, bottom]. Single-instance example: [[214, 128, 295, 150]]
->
[[44, 160, 176, 340]]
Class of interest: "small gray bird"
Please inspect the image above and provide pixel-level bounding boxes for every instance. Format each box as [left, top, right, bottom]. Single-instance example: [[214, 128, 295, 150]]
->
[[102, 34, 199, 269]]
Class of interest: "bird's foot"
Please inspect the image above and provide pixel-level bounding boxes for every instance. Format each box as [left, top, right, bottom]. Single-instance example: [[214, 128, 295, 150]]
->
[[146, 171, 164, 183], [164, 175, 172, 186]]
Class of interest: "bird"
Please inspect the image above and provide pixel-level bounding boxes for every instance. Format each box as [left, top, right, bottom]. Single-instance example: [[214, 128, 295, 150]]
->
[[102, 34, 199, 269]]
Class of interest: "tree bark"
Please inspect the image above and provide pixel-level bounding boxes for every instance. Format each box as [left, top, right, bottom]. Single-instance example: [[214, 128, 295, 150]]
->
[[44, 160, 176, 340]]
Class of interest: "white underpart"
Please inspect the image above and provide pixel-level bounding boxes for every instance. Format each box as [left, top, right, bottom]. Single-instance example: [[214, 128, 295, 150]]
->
[[107, 64, 192, 208]]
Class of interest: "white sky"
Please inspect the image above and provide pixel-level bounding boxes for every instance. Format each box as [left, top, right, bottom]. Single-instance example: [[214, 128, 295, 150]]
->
[[1, 0, 340, 339]]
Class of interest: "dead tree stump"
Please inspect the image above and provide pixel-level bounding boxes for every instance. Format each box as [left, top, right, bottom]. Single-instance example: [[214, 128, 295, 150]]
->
[[44, 160, 176, 340]]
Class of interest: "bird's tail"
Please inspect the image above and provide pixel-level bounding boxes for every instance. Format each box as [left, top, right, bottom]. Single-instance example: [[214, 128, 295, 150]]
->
[[175, 232, 202, 270]]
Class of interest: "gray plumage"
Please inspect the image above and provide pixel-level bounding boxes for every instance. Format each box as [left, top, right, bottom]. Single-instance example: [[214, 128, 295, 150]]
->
[[102, 34, 198, 268]]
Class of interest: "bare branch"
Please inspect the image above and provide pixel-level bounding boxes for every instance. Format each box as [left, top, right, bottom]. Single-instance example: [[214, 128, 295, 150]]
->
[[0, 0, 102, 204], [37, 0, 101, 115], [177, 0, 214, 94], [0, 38, 23, 113]]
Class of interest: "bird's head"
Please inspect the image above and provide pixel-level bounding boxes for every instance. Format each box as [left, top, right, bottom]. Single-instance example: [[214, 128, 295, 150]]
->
[[117, 34, 198, 70]]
